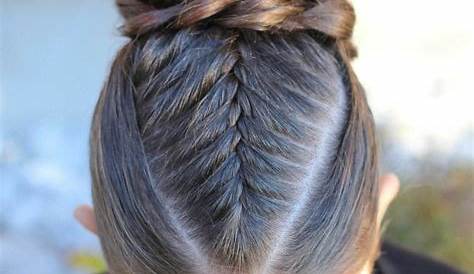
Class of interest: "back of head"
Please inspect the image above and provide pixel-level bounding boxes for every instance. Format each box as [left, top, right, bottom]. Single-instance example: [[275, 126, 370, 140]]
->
[[90, 1, 379, 273]]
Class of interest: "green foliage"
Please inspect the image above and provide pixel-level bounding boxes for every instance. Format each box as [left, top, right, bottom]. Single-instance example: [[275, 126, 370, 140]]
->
[[69, 251, 107, 274], [384, 165, 474, 273]]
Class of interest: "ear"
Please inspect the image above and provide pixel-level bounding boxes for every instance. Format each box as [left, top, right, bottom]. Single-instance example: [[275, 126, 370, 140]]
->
[[74, 204, 98, 235], [377, 173, 400, 227]]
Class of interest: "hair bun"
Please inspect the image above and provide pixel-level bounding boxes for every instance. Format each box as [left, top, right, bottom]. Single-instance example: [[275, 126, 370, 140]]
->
[[117, 0, 355, 40]]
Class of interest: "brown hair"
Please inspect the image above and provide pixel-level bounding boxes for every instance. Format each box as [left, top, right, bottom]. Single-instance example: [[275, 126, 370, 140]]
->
[[90, 0, 379, 273]]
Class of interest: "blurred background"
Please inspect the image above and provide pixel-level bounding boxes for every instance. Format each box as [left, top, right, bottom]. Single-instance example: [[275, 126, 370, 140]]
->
[[0, 0, 472, 273]]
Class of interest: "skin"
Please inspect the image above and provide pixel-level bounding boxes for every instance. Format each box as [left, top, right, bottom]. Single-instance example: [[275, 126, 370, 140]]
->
[[74, 173, 400, 273]]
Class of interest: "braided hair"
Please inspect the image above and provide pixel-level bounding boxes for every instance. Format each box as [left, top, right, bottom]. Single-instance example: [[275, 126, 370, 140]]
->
[[90, 1, 379, 273]]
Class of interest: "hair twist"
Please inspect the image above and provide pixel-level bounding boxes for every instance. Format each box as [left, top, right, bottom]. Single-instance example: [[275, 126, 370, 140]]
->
[[117, 0, 356, 41]]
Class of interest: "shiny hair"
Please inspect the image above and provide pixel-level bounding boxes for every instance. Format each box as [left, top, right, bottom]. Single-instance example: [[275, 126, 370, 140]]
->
[[90, 0, 379, 273]]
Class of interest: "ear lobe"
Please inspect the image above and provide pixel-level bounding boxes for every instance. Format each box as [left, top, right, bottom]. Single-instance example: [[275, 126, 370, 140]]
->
[[74, 204, 98, 235], [377, 173, 400, 226]]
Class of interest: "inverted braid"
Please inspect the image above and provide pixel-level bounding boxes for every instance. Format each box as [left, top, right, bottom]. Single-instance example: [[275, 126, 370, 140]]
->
[[130, 29, 310, 271]]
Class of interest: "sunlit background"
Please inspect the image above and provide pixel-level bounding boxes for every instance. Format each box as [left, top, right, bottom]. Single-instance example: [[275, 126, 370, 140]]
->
[[1, 0, 473, 273]]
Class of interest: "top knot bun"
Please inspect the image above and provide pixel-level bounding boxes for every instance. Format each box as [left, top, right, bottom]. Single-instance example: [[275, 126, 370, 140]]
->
[[117, 0, 355, 40]]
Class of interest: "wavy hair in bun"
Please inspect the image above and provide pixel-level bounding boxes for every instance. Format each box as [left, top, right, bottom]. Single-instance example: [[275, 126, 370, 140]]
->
[[91, 0, 379, 273]]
